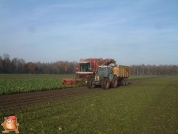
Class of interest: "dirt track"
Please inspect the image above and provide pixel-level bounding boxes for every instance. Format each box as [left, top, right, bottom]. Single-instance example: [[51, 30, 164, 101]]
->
[[0, 87, 102, 110]]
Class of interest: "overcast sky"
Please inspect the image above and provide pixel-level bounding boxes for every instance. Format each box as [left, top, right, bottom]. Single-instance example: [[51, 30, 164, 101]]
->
[[0, 0, 178, 65]]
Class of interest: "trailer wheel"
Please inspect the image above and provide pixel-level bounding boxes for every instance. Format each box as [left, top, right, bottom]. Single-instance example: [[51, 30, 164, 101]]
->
[[125, 78, 128, 85], [104, 78, 110, 89], [111, 76, 118, 88], [121, 78, 126, 86]]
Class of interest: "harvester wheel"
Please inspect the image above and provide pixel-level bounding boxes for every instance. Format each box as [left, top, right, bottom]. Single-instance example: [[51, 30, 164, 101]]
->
[[79, 79, 86, 86], [104, 78, 110, 90], [111, 76, 118, 88], [87, 77, 94, 89]]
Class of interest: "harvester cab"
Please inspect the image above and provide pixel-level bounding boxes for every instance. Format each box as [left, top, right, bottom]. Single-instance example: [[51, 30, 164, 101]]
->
[[76, 61, 94, 80], [62, 61, 93, 85], [77, 61, 92, 73]]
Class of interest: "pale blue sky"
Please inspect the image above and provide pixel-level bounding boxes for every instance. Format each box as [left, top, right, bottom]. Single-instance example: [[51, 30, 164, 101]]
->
[[0, 0, 178, 65]]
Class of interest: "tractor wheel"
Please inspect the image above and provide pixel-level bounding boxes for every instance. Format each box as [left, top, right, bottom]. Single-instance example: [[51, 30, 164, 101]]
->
[[111, 76, 118, 88], [104, 78, 110, 90], [101, 79, 105, 89]]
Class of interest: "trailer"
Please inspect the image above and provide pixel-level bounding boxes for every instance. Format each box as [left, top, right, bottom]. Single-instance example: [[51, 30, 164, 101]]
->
[[87, 65, 130, 89]]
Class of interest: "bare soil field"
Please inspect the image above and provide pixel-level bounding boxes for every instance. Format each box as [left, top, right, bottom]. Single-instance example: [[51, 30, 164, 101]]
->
[[0, 76, 156, 110], [0, 87, 102, 110]]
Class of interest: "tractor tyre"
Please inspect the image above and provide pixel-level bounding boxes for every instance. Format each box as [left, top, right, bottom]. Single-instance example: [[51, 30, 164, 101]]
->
[[101, 79, 105, 89], [104, 78, 110, 90], [111, 76, 118, 88]]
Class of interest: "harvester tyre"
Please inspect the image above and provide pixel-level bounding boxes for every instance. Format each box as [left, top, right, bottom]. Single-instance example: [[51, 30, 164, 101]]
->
[[111, 76, 118, 88], [80, 79, 86, 86], [87, 78, 91, 88], [104, 78, 110, 90], [87, 77, 94, 89]]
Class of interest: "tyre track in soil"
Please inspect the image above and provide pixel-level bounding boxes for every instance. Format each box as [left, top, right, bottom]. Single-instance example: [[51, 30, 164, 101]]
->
[[0, 87, 102, 110]]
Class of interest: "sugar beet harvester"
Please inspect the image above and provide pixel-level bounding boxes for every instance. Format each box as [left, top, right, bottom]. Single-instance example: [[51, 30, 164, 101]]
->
[[62, 58, 116, 85], [87, 65, 130, 89]]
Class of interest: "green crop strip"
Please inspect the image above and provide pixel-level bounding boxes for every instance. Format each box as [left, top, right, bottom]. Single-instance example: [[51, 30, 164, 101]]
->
[[0, 74, 78, 94]]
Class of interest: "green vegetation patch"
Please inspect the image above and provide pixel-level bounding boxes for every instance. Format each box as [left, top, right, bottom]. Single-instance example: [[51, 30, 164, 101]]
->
[[0, 74, 77, 94], [0, 76, 178, 133]]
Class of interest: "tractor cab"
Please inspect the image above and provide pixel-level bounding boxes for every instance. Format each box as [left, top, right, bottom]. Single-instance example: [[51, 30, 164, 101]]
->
[[97, 66, 111, 77], [94, 66, 113, 82]]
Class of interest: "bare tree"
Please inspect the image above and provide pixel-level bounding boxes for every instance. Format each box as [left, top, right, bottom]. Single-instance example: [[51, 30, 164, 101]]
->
[[0, 56, 3, 73], [26, 62, 36, 74], [3, 54, 11, 73]]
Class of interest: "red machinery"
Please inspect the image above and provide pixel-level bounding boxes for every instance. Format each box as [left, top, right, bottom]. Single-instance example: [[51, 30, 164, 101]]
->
[[62, 58, 116, 85]]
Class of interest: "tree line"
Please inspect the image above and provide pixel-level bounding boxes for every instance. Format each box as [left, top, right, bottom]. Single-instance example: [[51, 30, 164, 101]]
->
[[130, 64, 178, 75], [0, 54, 77, 74], [0, 54, 178, 75]]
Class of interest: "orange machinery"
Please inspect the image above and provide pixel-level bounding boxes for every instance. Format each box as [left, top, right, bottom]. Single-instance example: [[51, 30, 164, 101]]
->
[[62, 58, 116, 85]]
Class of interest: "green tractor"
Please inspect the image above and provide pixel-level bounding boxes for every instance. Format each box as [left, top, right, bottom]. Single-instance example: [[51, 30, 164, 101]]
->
[[87, 66, 118, 89]]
